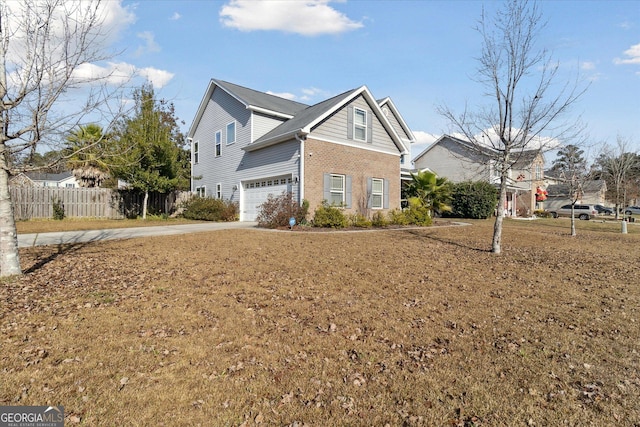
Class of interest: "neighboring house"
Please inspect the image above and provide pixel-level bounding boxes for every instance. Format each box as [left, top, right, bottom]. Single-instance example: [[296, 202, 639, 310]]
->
[[11, 171, 79, 188], [543, 173, 608, 210], [188, 79, 414, 221], [412, 134, 545, 216]]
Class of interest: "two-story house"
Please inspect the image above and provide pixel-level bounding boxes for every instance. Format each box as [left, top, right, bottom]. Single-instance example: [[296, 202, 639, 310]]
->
[[188, 79, 414, 221], [412, 134, 545, 216]]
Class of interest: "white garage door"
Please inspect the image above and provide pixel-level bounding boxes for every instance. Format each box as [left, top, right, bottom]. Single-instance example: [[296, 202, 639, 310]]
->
[[242, 176, 292, 221]]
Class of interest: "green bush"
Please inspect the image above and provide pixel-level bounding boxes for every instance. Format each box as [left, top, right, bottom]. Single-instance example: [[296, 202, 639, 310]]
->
[[256, 192, 309, 228], [313, 201, 347, 228], [534, 209, 552, 218], [181, 196, 238, 221], [448, 181, 498, 219], [52, 197, 65, 220], [403, 198, 433, 226], [388, 208, 410, 225], [348, 213, 372, 228], [371, 211, 388, 227]]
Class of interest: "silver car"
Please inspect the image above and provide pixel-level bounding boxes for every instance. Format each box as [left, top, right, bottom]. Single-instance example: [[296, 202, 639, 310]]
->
[[624, 206, 640, 215], [548, 204, 599, 220]]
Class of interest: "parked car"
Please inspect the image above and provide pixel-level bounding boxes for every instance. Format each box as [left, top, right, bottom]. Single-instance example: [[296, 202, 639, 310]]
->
[[594, 204, 614, 215], [547, 204, 599, 220], [624, 206, 640, 215]]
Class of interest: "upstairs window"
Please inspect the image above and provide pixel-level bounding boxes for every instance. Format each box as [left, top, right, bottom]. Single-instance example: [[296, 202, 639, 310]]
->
[[193, 140, 199, 164], [215, 131, 221, 157], [354, 108, 367, 141], [226, 121, 236, 145], [535, 164, 542, 180]]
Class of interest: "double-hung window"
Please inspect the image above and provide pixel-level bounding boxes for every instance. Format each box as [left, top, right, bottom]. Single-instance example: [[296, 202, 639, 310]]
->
[[371, 178, 384, 209], [193, 141, 199, 164], [354, 108, 367, 141], [215, 131, 221, 157], [226, 121, 236, 145], [196, 186, 206, 197], [216, 183, 222, 199], [330, 174, 345, 205]]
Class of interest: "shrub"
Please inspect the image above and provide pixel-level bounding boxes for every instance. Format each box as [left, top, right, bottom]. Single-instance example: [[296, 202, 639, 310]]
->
[[448, 181, 498, 219], [403, 198, 433, 226], [388, 208, 410, 225], [371, 211, 388, 227], [313, 201, 347, 228], [256, 192, 309, 228], [181, 196, 238, 221], [348, 213, 372, 228], [534, 209, 552, 218], [52, 197, 65, 220]]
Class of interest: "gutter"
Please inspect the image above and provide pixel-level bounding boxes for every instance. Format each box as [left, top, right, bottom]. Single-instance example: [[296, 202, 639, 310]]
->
[[295, 133, 305, 203]]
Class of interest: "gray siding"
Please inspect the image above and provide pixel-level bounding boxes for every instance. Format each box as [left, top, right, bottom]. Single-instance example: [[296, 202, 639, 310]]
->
[[383, 107, 411, 140], [310, 95, 399, 154], [414, 140, 489, 183], [253, 112, 286, 141], [191, 87, 252, 202]]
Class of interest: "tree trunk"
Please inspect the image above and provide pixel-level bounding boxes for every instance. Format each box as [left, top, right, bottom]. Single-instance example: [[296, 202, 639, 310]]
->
[[142, 190, 149, 220], [570, 206, 576, 237], [492, 179, 508, 254], [0, 154, 22, 277]]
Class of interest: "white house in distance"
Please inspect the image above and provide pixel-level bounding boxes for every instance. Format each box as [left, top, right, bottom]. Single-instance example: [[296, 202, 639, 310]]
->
[[12, 171, 79, 188]]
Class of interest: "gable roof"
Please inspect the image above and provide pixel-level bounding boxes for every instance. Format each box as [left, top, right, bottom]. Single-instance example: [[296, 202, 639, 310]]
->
[[24, 171, 74, 182], [245, 85, 409, 154], [413, 134, 542, 167], [377, 97, 416, 144], [189, 78, 409, 155], [188, 79, 309, 137]]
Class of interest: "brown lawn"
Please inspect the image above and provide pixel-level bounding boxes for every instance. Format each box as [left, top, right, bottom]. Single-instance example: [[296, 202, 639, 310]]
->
[[2, 219, 639, 426]]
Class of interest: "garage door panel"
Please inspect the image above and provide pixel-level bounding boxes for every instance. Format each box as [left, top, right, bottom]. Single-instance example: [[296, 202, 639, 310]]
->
[[242, 176, 292, 221]]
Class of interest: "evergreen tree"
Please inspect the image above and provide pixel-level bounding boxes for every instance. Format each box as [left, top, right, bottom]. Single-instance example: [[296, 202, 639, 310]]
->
[[112, 85, 189, 219], [64, 124, 111, 187]]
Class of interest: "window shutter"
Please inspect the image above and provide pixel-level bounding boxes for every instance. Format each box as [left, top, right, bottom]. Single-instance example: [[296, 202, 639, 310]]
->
[[367, 112, 373, 143], [347, 106, 354, 140], [383, 179, 390, 209], [345, 175, 352, 208], [366, 177, 372, 208], [323, 173, 331, 202]]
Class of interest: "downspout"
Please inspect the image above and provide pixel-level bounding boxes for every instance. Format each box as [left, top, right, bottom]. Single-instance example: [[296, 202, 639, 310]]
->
[[296, 133, 305, 204]]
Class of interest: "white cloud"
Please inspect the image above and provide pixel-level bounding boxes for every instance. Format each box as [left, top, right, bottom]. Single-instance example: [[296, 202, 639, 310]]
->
[[410, 131, 439, 161], [136, 67, 175, 89], [135, 31, 161, 56], [219, 0, 363, 36], [614, 43, 640, 65], [170, 12, 182, 20], [581, 61, 596, 71], [72, 62, 136, 85], [266, 91, 297, 100]]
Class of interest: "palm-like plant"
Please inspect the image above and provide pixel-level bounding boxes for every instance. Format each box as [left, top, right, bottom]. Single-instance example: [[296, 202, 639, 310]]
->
[[64, 124, 111, 187], [405, 170, 453, 216]]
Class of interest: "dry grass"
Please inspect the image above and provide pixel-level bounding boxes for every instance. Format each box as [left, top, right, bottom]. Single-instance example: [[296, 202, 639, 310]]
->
[[15, 218, 201, 234], [2, 219, 639, 426]]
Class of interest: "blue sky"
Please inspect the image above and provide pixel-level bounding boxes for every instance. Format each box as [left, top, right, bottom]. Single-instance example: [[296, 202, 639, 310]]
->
[[98, 0, 639, 160]]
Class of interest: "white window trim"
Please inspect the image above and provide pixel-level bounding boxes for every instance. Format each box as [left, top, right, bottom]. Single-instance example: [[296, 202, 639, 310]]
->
[[330, 174, 346, 205], [371, 178, 384, 209], [226, 121, 236, 145], [196, 186, 206, 197], [353, 108, 367, 142], [193, 140, 199, 164], [215, 131, 222, 157], [216, 183, 222, 199]]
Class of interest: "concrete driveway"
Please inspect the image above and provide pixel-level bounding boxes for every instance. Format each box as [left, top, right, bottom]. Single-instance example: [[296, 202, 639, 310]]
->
[[18, 222, 258, 248]]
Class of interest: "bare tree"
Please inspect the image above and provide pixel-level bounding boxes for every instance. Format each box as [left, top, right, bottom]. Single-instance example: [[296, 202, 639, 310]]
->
[[0, 0, 127, 276], [594, 137, 639, 219], [551, 144, 588, 236], [438, 0, 587, 254]]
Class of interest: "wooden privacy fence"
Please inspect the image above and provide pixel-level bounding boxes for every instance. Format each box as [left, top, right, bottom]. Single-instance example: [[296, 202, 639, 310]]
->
[[10, 186, 183, 220]]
